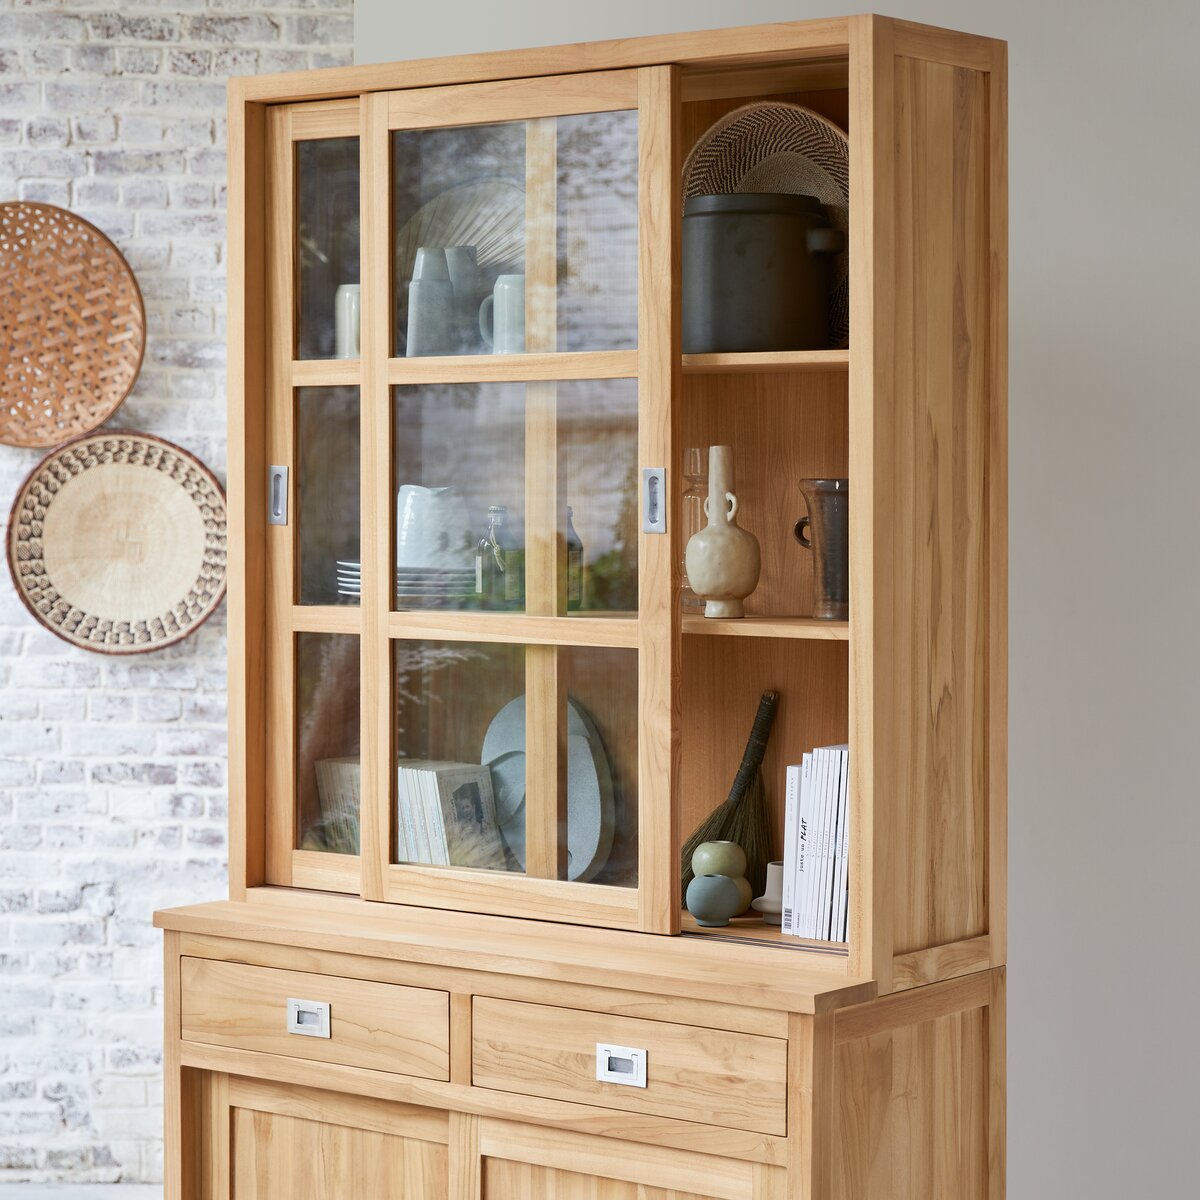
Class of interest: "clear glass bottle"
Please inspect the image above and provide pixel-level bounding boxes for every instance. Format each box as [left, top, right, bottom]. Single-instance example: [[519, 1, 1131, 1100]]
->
[[566, 505, 584, 611], [476, 505, 513, 609], [681, 446, 708, 611]]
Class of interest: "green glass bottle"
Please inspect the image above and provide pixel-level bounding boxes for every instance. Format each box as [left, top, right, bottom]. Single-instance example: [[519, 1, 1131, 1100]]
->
[[566, 505, 584, 611]]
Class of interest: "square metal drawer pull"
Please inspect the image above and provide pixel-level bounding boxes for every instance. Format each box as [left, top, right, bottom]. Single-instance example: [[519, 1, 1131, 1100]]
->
[[595, 1042, 647, 1088], [287, 997, 331, 1039]]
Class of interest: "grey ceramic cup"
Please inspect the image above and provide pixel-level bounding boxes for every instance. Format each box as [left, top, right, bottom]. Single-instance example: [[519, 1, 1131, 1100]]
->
[[794, 478, 849, 620]]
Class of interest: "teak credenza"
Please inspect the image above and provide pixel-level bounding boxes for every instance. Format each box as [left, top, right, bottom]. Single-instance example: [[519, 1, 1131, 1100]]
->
[[157, 14, 1008, 1199]]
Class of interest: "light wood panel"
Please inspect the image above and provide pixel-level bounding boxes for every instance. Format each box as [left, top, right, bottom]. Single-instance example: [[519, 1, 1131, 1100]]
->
[[360, 90, 392, 902], [636, 65, 683, 934], [222, 1079, 448, 1200], [892, 935, 993, 990], [682, 57, 849, 102], [480, 1118, 756, 1200], [682, 350, 849, 374], [158, 896, 876, 1013], [387, 69, 639, 129], [882, 45, 993, 961], [263, 104, 297, 889], [231, 19, 856, 104], [180, 957, 450, 1079], [830, 971, 999, 1200], [472, 997, 787, 1135], [388, 611, 638, 648], [185, 1040, 786, 1167], [178, 931, 791, 1037], [387, 350, 637, 383], [682, 615, 849, 641], [226, 91, 267, 900]]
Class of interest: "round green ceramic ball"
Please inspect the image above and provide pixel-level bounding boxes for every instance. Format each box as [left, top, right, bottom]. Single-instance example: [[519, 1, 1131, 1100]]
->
[[691, 840, 747, 879], [731, 874, 753, 915], [685, 873, 743, 927]]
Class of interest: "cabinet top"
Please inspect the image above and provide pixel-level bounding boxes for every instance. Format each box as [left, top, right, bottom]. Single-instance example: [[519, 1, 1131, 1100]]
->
[[155, 897, 878, 1014], [230, 14, 1005, 105]]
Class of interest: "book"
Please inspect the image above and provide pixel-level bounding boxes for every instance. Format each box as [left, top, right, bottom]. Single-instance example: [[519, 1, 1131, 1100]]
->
[[831, 746, 850, 941], [312, 757, 362, 855], [781, 762, 801, 935], [395, 760, 508, 871], [782, 743, 851, 942]]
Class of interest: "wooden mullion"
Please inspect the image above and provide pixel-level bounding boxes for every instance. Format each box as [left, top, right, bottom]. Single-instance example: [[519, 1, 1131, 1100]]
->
[[359, 92, 393, 901], [264, 105, 296, 888], [519, 114, 566, 883], [636, 66, 682, 934]]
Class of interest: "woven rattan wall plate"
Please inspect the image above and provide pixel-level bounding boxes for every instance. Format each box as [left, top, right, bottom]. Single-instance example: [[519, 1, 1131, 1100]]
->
[[683, 102, 850, 348], [0, 202, 146, 448], [6, 433, 227, 654]]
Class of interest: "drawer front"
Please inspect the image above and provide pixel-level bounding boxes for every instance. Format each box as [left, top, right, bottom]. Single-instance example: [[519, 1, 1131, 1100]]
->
[[471, 998, 787, 1135], [180, 957, 450, 1080]]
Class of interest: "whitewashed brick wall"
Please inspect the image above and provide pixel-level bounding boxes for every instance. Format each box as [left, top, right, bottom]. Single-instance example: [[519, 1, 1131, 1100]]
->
[[0, 1, 353, 1183]]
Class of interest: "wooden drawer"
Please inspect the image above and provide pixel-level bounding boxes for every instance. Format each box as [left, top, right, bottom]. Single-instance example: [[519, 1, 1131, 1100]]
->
[[180, 957, 450, 1081], [471, 997, 787, 1135]]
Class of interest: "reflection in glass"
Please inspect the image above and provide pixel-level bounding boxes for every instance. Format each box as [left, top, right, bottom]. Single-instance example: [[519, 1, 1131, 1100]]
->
[[392, 111, 637, 356], [393, 383, 525, 613], [394, 640, 525, 872], [296, 633, 360, 855], [298, 387, 360, 606], [297, 137, 360, 360], [392, 379, 638, 614], [557, 645, 638, 887], [558, 379, 638, 615]]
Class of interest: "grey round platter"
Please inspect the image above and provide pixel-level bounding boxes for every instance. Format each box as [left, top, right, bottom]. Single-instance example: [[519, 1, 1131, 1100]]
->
[[480, 694, 616, 882]]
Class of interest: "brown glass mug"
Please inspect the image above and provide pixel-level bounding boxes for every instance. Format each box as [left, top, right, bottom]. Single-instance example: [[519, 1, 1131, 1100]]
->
[[794, 478, 849, 620]]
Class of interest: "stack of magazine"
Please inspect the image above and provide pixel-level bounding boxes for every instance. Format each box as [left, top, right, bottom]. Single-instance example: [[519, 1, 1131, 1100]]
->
[[395, 760, 509, 871], [781, 744, 850, 942]]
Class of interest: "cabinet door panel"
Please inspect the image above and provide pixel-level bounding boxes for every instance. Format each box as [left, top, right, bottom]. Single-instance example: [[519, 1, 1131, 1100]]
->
[[484, 1159, 723, 1200], [221, 1079, 448, 1200]]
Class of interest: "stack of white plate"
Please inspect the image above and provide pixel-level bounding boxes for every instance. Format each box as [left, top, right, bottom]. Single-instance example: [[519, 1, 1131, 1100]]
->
[[335, 560, 363, 598], [396, 567, 475, 606], [335, 561, 477, 605]]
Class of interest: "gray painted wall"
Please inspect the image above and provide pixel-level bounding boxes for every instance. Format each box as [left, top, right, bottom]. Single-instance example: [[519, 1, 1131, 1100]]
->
[[354, 2, 1200, 1194]]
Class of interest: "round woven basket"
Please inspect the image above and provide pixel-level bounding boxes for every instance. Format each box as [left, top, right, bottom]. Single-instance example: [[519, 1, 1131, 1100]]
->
[[683, 103, 850, 348], [6, 432, 227, 654], [0, 202, 146, 448]]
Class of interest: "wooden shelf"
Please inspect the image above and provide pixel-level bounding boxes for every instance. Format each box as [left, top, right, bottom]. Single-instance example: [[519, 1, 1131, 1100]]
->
[[681, 349, 849, 375], [680, 911, 849, 955], [682, 614, 849, 641]]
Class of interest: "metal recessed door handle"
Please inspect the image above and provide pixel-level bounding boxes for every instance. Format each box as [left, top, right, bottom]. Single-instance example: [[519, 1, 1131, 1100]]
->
[[286, 997, 330, 1038]]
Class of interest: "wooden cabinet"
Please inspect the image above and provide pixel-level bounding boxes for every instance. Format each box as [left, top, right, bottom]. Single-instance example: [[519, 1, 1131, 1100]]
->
[[158, 13, 1007, 1200]]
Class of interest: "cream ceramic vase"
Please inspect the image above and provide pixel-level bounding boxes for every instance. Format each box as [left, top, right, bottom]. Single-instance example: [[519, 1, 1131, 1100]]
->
[[684, 445, 761, 618]]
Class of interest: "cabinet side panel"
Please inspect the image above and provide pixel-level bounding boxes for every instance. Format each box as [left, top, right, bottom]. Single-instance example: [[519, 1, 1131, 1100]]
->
[[832, 975, 999, 1200], [883, 52, 996, 958]]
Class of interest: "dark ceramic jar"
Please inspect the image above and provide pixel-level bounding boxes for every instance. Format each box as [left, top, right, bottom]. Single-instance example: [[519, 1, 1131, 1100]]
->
[[681, 192, 843, 353]]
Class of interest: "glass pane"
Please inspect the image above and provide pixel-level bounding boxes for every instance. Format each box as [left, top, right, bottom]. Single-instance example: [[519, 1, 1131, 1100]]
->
[[298, 387, 360, 606], [558, 646, 638, 887], [392, 110, 637, 356], [297, 137, 360, 360], [393, 640, 525, 872], [392, 378, 637, 615], [296, 633, 361, 855], [558, 379, 638, 616]]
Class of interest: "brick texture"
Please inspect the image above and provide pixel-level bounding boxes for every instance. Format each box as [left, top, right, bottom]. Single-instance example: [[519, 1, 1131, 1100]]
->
[[0, 0, 353, 1183]]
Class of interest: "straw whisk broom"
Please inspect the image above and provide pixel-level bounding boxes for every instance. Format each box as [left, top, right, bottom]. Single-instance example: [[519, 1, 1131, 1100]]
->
[[681, 689, 779, 901]]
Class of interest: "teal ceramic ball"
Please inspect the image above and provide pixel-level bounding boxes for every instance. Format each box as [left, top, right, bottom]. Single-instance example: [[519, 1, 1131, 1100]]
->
[[691, 840, 747, 879], [686, 873, 744, 927]]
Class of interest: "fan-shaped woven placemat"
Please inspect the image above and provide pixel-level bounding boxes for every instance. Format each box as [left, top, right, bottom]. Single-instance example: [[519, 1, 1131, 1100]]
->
[[6, 433, 227, 654], [683, 103, 850, 347], [0, 202, 146, 448]]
